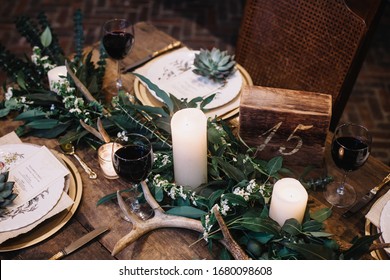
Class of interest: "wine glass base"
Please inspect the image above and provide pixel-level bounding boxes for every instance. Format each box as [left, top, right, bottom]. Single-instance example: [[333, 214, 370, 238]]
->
[[125, 197, 154, 221], [324, 181, 356, 208]]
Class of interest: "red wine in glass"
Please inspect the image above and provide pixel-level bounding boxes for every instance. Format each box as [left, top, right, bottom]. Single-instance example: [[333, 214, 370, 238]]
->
[[113, 145, 152, 183], [102, 19, 134, 93], [102, 31, 134, 60], [112, 133, 154, 220], [324, 123, 371, 208], [331, 136, 370, 171]]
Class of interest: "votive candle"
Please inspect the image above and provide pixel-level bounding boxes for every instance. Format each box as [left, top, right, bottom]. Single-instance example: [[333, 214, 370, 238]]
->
[[269, 178, 308, 226], [47, 65, 67, 92], [171, 108, 207, 190], [98, 142, 120, 179]]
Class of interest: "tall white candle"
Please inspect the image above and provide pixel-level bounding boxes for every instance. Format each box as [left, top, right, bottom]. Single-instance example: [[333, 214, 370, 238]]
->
[[47, 65, 67, 92], [171, 108, 208, 190], [269, 178, 308, 226]]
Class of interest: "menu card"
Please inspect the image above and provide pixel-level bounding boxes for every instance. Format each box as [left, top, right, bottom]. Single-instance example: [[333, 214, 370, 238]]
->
[[9, 146, 69, 209]]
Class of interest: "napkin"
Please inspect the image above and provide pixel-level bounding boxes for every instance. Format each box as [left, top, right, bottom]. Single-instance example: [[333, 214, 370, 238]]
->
[[365, 189, 390, 228], [0, 132, 74, 244]]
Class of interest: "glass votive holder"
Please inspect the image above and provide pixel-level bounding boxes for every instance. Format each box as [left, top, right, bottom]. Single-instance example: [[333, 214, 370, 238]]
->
[[98, 142, 119, 179]]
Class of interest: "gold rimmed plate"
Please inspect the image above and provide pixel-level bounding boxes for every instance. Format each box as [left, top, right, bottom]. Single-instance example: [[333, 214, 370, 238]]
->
[[0, 153, 82, 252], [364, 194, 390, 260], [134, 63, 253, 120]]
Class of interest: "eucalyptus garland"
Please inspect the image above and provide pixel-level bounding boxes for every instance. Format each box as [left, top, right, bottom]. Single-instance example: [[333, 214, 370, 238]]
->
[[0, 11, 378, 260]]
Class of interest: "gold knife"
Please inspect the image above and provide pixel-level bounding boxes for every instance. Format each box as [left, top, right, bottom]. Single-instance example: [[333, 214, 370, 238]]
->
[[122, 41, 182, 73], [49, 227, 109, 260], [342, 173, 390, 218]]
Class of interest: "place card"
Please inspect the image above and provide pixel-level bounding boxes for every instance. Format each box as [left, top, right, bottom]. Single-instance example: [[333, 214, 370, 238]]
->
[[8, 146, 69, 209]]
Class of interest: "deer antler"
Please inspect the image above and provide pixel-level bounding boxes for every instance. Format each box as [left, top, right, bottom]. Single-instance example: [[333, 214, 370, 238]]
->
[[112, 181, 250, 259], [111, 181, 204, 256]]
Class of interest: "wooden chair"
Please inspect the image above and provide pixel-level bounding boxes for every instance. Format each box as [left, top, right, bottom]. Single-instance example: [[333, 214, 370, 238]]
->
[[235, 0, 386, 131]]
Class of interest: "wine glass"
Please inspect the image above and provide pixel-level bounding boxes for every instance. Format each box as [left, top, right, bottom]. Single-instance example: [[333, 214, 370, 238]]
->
[[112, 133, 154, 220], [102, 19, 135, 94], [324, 123, 371, 208]]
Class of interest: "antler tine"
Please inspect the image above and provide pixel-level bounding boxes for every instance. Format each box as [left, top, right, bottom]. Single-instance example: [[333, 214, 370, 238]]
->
[[140, 181, 164, 214], [212, 205, 250, 260]]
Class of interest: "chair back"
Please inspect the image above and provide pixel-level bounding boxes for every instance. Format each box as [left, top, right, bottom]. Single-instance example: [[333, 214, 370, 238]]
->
[[235, 0, 385, 130]]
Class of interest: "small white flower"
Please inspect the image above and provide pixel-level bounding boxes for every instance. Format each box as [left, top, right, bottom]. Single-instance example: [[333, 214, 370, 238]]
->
[[5, 87, 13, 100], [50, 104, 55, 111]]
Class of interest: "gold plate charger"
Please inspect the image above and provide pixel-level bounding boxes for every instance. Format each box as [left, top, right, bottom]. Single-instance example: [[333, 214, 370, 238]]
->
[[0, 153, 82, 252], [134, 64, 253, 120], [364, 193, 390, 260]]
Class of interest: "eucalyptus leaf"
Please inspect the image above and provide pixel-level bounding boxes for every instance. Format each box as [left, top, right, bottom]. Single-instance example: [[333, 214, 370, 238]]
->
[[238, 217, 280, 235], [25, 119, 59, 129], [154, 186, 164, 202], [302, 220, 323, 232], [343, 234, 380, 260], [208, 189, 225, 208], [266, 156, 283, 175], [308, 231, 334, 238], [40, 26, 52, 47], [16, 71, 26, 90], [310, 207, 332, 222], [0, 108, 10, 118], [282, 218, 302, 235], [14, 109, 46, 120], [166, 206, 207, 219], [213, 157, 246, 182], [26, 123, 71, 138], [133, 73, 174, 113]]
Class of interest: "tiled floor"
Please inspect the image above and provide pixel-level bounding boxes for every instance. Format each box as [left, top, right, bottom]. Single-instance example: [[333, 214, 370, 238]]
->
[[0, 0, 389, 165]]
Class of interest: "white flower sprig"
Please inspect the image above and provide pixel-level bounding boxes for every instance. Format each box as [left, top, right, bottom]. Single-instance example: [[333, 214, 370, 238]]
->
[[31, 46, 56, 71]]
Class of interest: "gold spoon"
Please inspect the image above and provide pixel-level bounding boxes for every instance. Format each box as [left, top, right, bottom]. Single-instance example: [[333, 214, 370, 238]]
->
[[60, 143, 97, 179]]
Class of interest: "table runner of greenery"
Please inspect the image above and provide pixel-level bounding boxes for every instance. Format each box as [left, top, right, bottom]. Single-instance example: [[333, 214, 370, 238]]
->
[[0, 11, 378, 260]]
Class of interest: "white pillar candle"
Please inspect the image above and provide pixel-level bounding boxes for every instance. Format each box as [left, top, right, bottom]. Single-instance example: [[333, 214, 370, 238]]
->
[[269, 178, 308, 226], [47, 65, 67, 92], [171, 108, 208, 190]]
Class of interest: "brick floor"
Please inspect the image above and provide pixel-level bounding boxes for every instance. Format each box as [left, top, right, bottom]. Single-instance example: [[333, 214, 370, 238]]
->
[[0, 0, 389, 165]]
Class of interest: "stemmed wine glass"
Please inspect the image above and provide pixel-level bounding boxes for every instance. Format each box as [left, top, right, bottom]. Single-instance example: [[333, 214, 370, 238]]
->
[[112, 133, 154, 220], [102, 19, 135, 94], [324, 123, 372, 208]]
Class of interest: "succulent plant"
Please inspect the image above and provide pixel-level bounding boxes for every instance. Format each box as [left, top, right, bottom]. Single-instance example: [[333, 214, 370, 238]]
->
[[193, 47, 236, 82], [0, 171, 17, 212]]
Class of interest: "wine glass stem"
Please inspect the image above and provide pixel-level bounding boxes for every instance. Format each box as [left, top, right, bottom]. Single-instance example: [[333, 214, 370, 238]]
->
[[116, 60, 122, 90], [337, 172, 348, 195]]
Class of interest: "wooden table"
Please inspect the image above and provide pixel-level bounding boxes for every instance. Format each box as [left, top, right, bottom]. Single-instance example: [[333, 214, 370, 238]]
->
[[1, 22, 389, 260]]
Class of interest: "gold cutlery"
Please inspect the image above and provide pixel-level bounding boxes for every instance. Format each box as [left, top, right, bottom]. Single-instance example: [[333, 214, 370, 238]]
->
[[342, 173, 390, 218], [60, 143, 97, 179], [49, 227, 109, 260], [122, 41, 182, 73]]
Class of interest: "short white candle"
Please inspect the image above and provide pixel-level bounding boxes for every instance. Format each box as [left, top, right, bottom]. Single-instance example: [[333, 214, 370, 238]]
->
[[98, 143, 120, 179], [47, 65, 67, 92], [171, 108, 208, 190], [269, 178, 308, 226]]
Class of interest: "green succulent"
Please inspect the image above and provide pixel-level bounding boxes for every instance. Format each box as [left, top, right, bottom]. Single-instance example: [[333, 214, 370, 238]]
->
[[193, 47, 236, 82], [0, 171, 17, 211]]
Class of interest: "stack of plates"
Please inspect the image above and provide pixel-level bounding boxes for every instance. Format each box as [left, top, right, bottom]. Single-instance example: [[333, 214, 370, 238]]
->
[[379, 201, 390, 255], [0, 143, 82, 252], [134, 49, 253, 119], [365, 194, 390, 260]]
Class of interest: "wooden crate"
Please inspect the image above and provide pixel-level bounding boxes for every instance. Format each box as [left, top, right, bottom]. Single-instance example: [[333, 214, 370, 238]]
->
[[238, 85, 332, 167]]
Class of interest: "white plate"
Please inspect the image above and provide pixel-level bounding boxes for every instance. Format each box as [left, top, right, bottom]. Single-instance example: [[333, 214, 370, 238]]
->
[[380, 200, 390, 255], [145, 50, 242, 109], [0, 144, 65, 232]]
